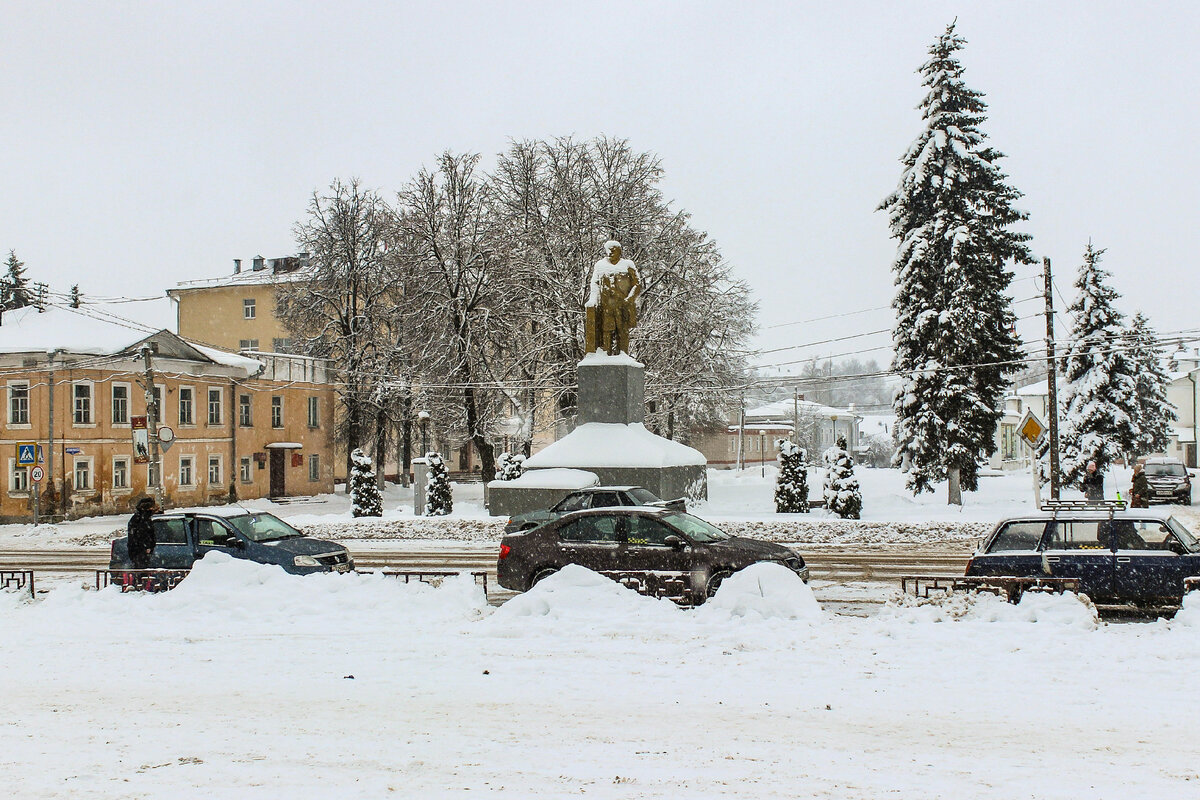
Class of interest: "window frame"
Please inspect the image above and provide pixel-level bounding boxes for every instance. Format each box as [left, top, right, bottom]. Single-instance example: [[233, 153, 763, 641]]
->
[[271, 396, 283, 429], [208, 454, 222, 486], [112, 455, 130, 491], [7, 381, 30, 427], [307, 396, 320, 428], [8, 458, 29, 495], [73, 456, 94, 493], [178, 386, 195, 427], [239, 394, 253, 427], [178, 455, 195, 488], [207, 386, 223, 426], [243, 298, 256, 319], [239, 456, 253, 484], [308, 453, 320, 482], [111, 382, 131, 427], [72, 381, 94, 427]]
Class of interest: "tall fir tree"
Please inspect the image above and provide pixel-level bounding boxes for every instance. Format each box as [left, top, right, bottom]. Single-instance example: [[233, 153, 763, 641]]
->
[[2, 251, 31, 310], [879, 22, 1030, 504], [349, 448, 383, 517], [774, 440, 809, 513], [1057, 243, 1140, 484], [1126, 312, 1176, 460], [425, 452, 453, 516]]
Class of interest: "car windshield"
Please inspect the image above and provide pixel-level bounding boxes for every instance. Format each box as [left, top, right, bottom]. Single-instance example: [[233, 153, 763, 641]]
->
[[628, 488, 661, 504], [1166, 517, 1200, 551], [661, 512, 732, 543], [1146, 463, 1187, 477], [226, 513, 303, 542]]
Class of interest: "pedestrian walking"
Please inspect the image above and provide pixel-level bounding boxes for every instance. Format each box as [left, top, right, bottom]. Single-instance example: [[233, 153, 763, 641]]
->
[[1130, 462, 1150, 508], [127, 497, 159, 570], [1082, 461, 1105, 502]]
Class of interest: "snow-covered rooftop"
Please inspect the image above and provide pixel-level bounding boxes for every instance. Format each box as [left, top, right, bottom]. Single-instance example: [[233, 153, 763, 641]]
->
[[171, 265, 311, 291], [1016, 380, 1049, 397], [745, 398, 858, 421]]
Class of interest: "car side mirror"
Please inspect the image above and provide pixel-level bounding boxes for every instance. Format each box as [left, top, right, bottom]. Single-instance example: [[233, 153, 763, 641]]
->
[[225, 537, 245, 549], [664, 535, 685, 550]]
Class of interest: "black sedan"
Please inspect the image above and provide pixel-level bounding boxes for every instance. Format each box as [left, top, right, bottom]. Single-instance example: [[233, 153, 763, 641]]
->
[[497, 506, 808, 604], [966, 509, 1200, 606], [503, 485, 685, 534]]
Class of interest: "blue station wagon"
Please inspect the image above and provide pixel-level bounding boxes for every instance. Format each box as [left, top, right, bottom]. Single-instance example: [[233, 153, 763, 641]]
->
[[967, 508, 1200, 606], [110, 509, 353, 575]]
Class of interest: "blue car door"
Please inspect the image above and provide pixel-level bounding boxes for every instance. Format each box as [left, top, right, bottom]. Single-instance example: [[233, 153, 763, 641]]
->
[[193, 516, 247, 563], [151, 516, 194, 569], [1042, 519, 1115, 602], [1113, 519, 1198, 603], [968, 521, 1048, 578]]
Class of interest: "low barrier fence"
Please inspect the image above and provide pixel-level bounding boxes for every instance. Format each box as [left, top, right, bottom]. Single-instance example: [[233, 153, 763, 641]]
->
[[90, 568, 491, 595], [900, 574, 1082, 604], [1, 569, 34, 598]]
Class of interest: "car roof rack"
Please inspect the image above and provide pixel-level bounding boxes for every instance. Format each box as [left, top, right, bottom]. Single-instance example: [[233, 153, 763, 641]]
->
[[1038, 499, 1126, 517]]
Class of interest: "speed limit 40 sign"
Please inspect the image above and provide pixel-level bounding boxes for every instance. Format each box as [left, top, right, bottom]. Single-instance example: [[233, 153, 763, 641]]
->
[[30, 465, 45, 483]]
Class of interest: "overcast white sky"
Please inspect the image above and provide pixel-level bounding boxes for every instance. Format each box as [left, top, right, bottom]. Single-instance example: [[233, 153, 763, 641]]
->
[[4, 1, 1197, 369]]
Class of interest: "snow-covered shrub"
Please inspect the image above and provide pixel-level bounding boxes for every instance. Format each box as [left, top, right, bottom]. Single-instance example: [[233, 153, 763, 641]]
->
[[774, 439, 809, 513], [425, 452, 452, 516], [496, 452, 525, 481], [822, 435, 862, 519], [349, 448, 382, 518]]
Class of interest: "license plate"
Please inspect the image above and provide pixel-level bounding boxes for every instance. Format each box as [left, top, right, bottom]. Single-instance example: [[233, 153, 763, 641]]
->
[[334, 563, 351, 573]]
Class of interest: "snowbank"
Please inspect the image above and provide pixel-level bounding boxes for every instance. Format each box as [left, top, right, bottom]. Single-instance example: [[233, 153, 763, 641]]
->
[[699, 562, 823, 621], [883, 588, 1098, 629]]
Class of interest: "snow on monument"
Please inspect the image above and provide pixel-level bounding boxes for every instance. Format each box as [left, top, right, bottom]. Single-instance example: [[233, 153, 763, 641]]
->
[[489, 241, 707, 516]]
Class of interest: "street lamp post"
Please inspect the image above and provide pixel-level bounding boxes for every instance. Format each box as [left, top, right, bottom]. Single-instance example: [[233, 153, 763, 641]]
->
[[418, 410, 430, 456], [759, 430, 767, 477]]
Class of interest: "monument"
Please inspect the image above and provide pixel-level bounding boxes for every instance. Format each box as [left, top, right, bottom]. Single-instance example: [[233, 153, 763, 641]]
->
[[488, 240, 708, 517]]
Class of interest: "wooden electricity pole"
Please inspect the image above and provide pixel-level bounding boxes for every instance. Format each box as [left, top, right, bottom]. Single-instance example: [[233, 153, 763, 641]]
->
[[1043, 257, 1062, 500], [140, 345, 164, 506]]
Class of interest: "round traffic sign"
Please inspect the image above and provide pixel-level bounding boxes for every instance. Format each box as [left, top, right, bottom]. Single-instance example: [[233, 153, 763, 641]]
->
[[158, 426, 175, 443], [30, 465, 44, 483]]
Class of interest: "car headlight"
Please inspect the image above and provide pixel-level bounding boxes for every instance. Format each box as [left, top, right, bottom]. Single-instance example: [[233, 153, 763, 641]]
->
[[294, 555, 321, 567]]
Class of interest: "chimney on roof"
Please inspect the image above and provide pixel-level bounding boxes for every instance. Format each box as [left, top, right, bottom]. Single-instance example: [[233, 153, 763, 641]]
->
[[252, 255, 265, 271], [233, 258, 242, 274]]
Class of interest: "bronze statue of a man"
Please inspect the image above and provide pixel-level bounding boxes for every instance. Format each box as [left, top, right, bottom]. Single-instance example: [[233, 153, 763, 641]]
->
[[585, 240, 643, 355]]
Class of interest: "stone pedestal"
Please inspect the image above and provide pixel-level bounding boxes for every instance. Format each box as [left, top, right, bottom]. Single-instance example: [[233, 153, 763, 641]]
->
[[489, 352, 708, 516]]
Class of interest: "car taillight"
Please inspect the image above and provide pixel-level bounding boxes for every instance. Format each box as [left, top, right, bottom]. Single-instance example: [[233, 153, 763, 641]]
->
[[498, 544, 511, 560], [964, 556, 974, 575]]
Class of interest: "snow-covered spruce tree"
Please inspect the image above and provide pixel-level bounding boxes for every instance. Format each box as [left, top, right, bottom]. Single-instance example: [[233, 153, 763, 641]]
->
[[1126, 312, 1176, 460], [879, 22, 1030, 504], [349, 448, 382, 517], [822, 435, 862, 519], [774, 439, 809, 513], [496, 451, 525, 481], [425, 452, 453, 516], [1057, 243, 1141, 484], [2, 250, 31, 310]]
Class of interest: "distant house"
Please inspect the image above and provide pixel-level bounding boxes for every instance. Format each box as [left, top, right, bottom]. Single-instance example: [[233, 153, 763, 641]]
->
[[692, 399, 862, 470], [0, 304, 335, 521]]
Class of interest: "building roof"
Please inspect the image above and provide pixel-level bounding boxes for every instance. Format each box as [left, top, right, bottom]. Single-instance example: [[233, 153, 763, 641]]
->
[[1016, 380, 1049, 397], [170, 260, 311, 292], [745, 398, 860, 421]]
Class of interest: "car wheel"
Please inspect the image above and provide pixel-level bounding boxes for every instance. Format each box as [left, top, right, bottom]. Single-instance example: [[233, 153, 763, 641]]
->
[[706, 570, 732, 598], [529, 567, 558, 590]]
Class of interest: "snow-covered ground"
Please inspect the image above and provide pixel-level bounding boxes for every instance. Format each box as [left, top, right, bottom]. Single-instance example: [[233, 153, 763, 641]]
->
[[7, 465, 1193, 550], [4, 556, 1200, 798]]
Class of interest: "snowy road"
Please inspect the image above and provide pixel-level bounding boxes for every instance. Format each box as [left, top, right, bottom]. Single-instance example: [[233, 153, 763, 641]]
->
[[3, 557, 1199, 799]]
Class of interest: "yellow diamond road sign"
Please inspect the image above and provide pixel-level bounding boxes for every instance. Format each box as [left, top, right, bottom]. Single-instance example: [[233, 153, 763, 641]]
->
[[1017, 409, 1046, 448]]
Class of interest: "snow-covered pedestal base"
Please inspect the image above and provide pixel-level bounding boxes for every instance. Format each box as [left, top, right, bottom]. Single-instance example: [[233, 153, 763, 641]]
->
[[489, 352, 709, 515]]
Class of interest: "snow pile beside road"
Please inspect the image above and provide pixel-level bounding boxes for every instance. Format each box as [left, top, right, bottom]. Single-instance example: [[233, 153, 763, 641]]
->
[[486, 564, 681, 631], [1171, 590, 1200, 627], [883, 589, 1098, 629], [700, 562, 822, 621]]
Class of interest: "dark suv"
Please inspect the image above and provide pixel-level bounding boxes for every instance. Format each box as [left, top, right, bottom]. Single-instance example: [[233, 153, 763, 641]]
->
[[966, 508, 1200, 605], [497, 506, 808, 604], [1142, 457, 1194, 505], [503, 486, 685, 534]]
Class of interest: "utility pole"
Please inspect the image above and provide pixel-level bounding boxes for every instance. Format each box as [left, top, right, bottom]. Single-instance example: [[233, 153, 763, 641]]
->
[[140, 345, 164, 506], [793, 388, 799, 445], [1043, 257, 1061, 500], [737, 391, 746, 471], [47, 352, 56, 514]]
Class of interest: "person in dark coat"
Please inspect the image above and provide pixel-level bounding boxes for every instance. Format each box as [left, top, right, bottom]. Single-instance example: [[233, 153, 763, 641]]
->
[[127, 497, 159, 570], [1130, 462, 1150, 508], [1082, 461, 1105, 502]]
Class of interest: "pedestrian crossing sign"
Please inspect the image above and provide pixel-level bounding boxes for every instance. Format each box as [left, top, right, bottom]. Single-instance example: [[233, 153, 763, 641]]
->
[[17, 442, 37, 466]]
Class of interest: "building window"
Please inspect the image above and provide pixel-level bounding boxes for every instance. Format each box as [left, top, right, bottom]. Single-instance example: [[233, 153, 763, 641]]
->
[[113, 457, 129, 490], [271, 396, 283, 428], [239, 394, 252, 427], [179, 456, 194, 487], [148, 460, 160, 487], [243, 298, 256, 319], [240, 457, 252, 484], [112, 384, 129, 425], [308, 454, 320, 482], [178, 387, 194, 425], [307, 396, 319, 428], [272, 337, 293, 353], [8, 382, 30, 425], [208, 455, 222, 485], [74, 458, 92, 491], [151, 386, 164, 423], [207, 388, 222, 425], [239, 339, 259, 352], [73, 383, 92, 425], [10, 461, 29, 494]]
